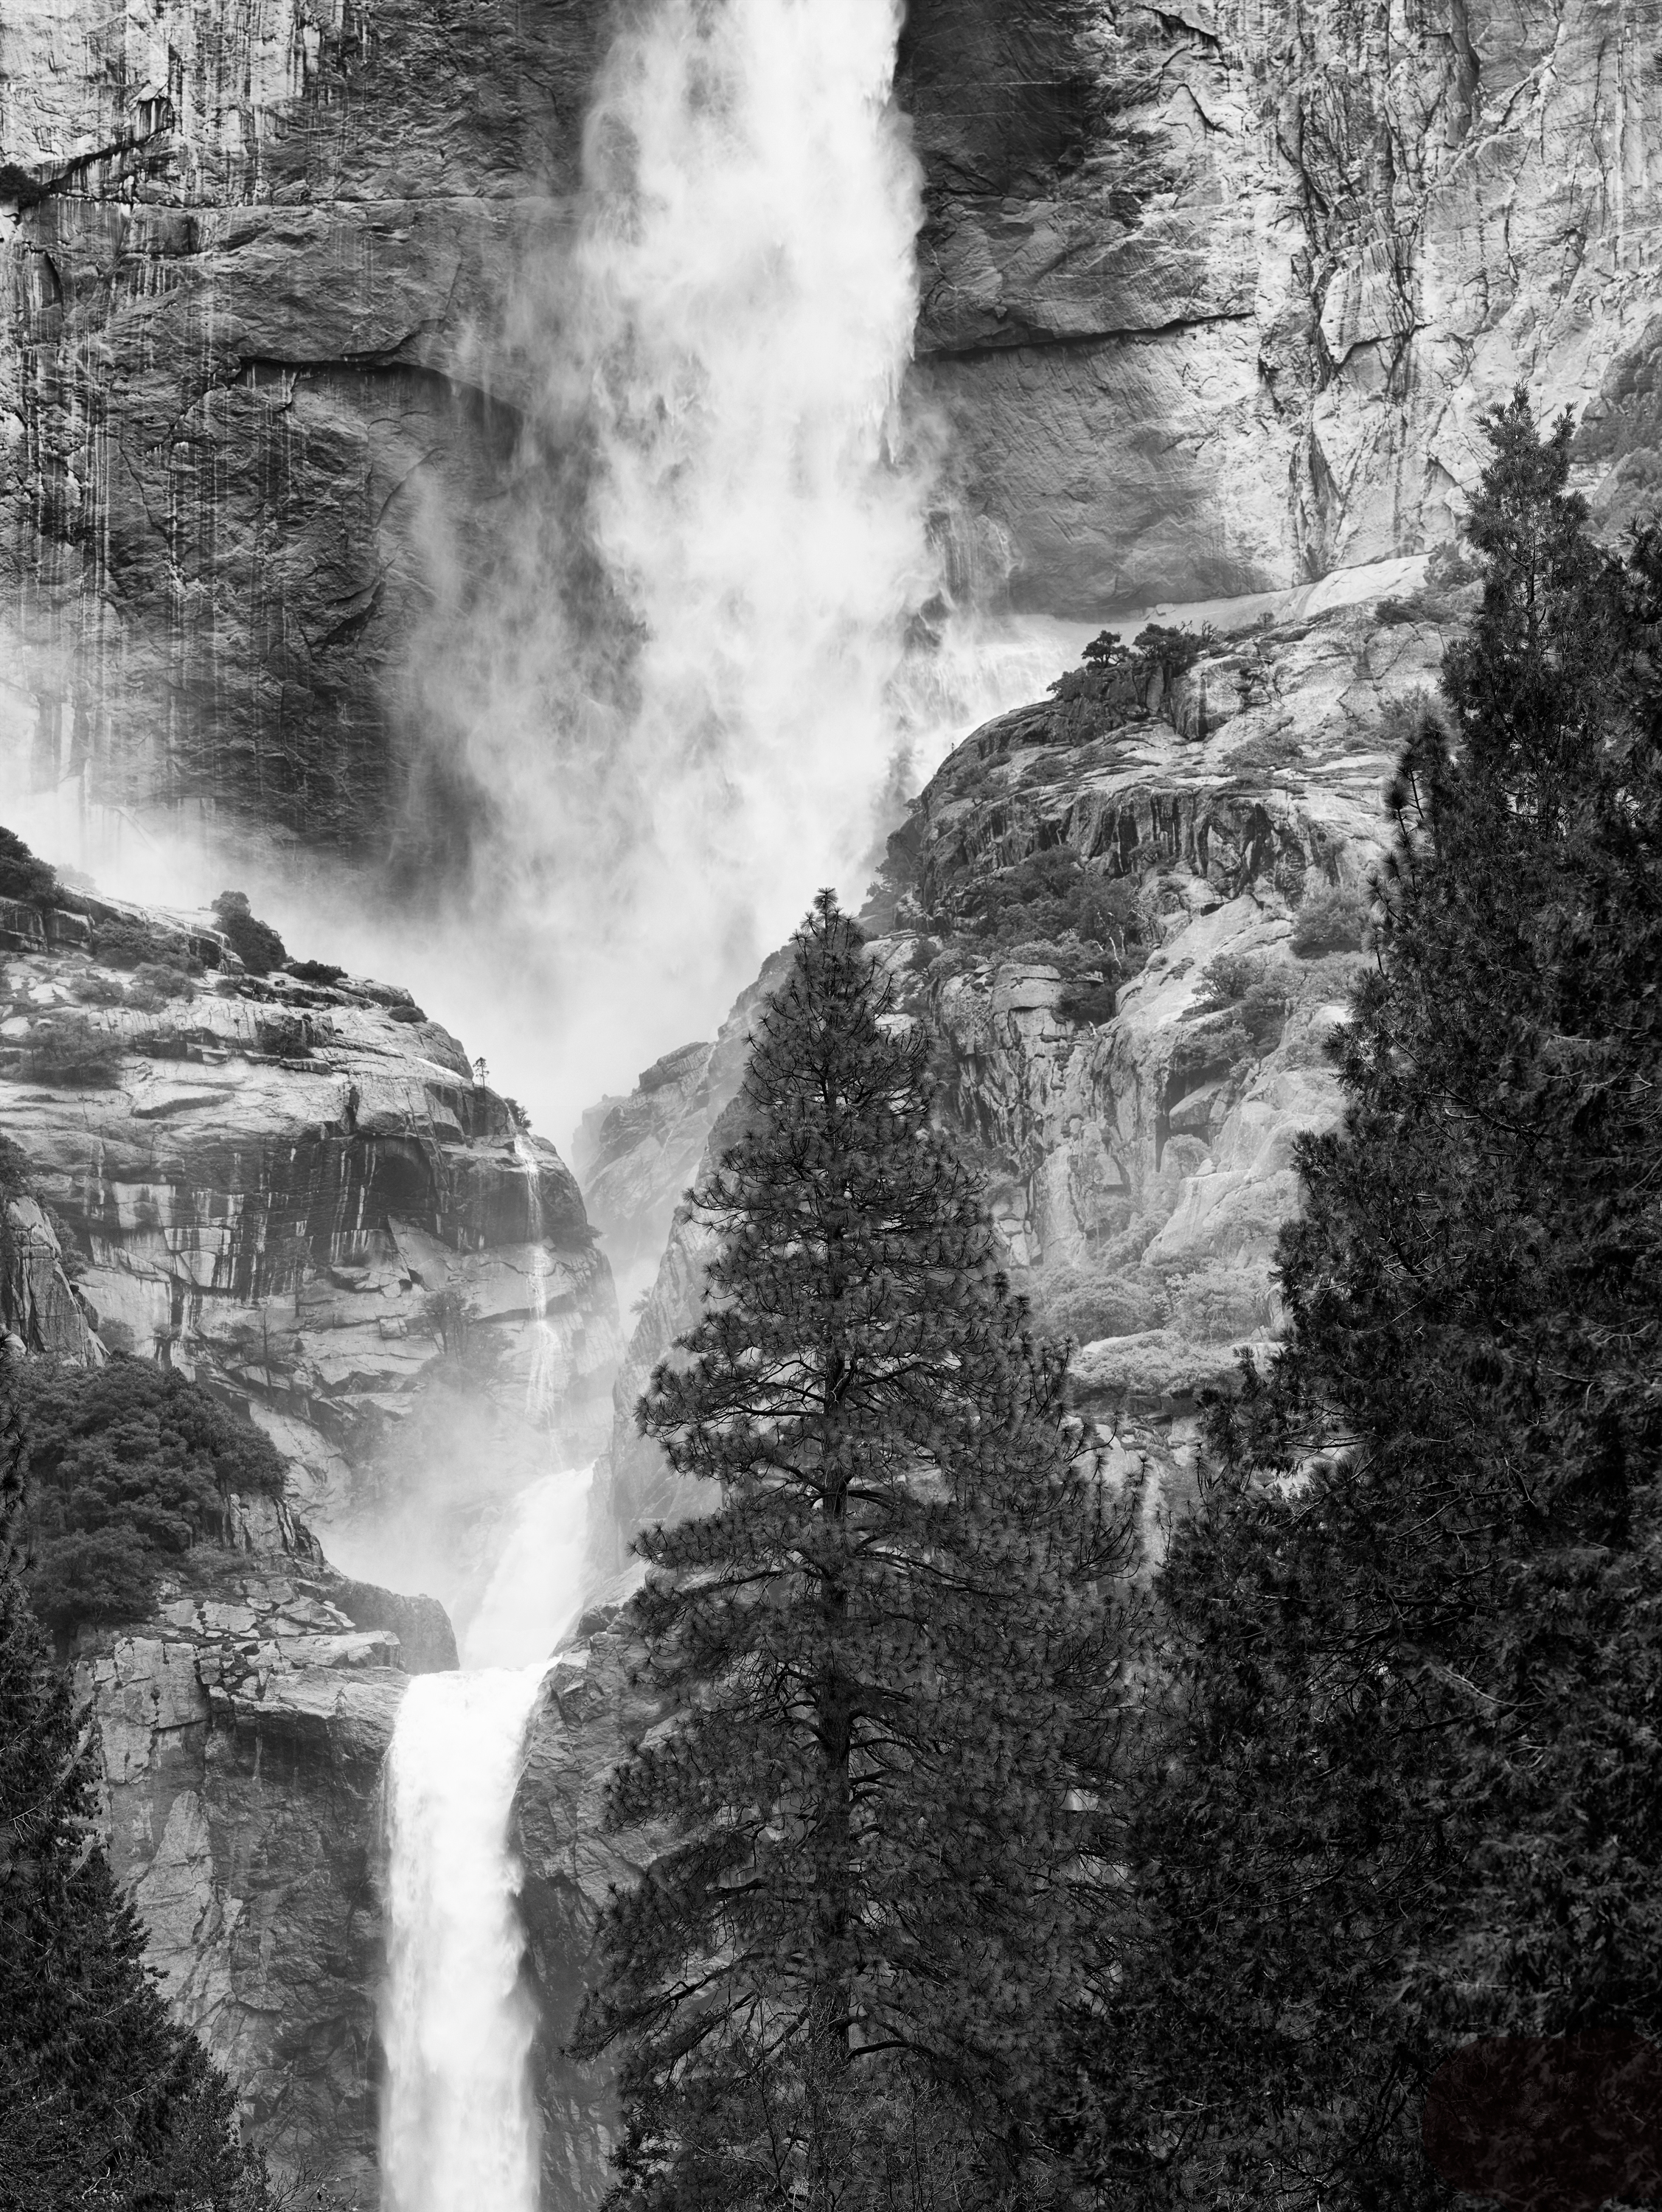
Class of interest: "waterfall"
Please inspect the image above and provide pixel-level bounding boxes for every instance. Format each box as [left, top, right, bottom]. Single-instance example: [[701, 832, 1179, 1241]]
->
[[372, 0, 943, 1140], [379, 1459, 592, 2211], [380, 1666, 550, 2212], [461, 1465, 594, 1671]]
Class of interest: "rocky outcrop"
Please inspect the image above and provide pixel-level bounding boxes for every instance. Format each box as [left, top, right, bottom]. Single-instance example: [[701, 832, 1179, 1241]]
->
[[512, 1610, 660, 2212], [585, 561, 1450, 1573], [574, 1043, 718, 1302], [80, 1544, 456, 2199], [1, 902, 622, 1619], [1, 1189, 102, 1360], [904, 0, 1662, 609]]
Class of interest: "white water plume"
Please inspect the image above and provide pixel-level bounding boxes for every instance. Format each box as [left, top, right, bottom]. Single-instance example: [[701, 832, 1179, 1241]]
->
[[379, 1445, 593, 2210], [408, 0, 940, 1137], [0, 0, 1085, 1151], [380, 1666, 549, 2212], [460, 1464, 594, 1670]]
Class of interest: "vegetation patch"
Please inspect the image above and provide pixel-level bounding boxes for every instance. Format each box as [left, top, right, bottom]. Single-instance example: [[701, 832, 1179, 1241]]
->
[[19, 1019, 125, 1089], [19, 1357, 288, 1632], [212, 889, 287, 975], [942, 849, 1144, 967], [91, 914, 198, 973], [1046, 622, 1213, 742], [0, 826, 58, 905], [1292, 881, 1370, 956], [1192, 950, 1296, 1054], [1030, 1261, 1161, 1345]]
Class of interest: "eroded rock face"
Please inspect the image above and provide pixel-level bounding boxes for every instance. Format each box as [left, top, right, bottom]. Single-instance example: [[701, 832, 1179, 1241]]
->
[[512, 1613, 660, 2212], [0, 911, 621, 1610], [8, 0, 1659, 844], [583, 566, 1449, 1573], [1, 1190, 102, 1360], [904, 0, 1662, 610], [79, 1545, 455, 2199], [0, 0, 612, 845], [574, 1043, 717, 1300]]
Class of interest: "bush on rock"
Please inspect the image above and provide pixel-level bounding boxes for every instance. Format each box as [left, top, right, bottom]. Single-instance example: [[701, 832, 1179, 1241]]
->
[[18, 1357, 288, 1632]]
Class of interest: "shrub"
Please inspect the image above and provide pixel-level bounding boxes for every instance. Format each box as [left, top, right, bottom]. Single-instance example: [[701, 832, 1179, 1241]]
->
[[286, 959, 345, 986], [0, 825, 58, 905], [23, 1020, 124, 1089], [1192, 951, 1296, 1054], [1165, 1260, 1277, 1341], [19, 1357, 288, 1632], [72, 973, 127, 1008], [950, 849, 1144, 964], [1291, 882, 1370, 957], [92, 915, 184, 971], [125, 960, 197, 1012], [1032, 1263, 1160, 1346], [417, 1285, 479, 1358], [1168, 1017, 1251, 1093], [212, 890, 287, 976]]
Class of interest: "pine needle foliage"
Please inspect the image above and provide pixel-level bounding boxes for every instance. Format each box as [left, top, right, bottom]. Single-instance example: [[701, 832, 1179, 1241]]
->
[[1098, 394, 1662, 2208], [0, 1357, 268, 2210], [574, 891, 1129, 2212]]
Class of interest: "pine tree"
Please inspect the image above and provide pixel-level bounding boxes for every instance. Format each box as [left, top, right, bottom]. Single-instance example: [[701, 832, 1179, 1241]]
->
[[1095, 394, 1662, 2208], [574, 892, 1129, 2212], [0, 1354, 269, 2211]]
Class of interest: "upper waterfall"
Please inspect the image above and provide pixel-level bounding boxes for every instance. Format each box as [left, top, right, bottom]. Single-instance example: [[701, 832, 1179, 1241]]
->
[[400, 0, 939, 1139]]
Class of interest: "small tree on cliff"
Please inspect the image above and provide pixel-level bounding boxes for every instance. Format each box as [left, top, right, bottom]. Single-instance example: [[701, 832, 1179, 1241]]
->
[[574, 892, 1129, 2211], [1096, 394, 1662, 2208], [0, 1354, 270, 2209]]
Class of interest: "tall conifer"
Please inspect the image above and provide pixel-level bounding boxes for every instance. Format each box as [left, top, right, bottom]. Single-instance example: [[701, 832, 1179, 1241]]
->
[[575, 892, 1127, 2211], [1097, 395, 1662, 2208]]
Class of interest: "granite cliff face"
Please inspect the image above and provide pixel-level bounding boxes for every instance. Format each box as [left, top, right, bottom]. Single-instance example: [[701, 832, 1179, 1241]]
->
[[79, 1538, 455, 2200], [1, 0, 611, 844], [1, 901, 621, 1615], [1, 872, 619, 2192], [581, 557, 1451, 1578], [512, 1614, 661, 2212], [7, 0, 1660, 841], [905, 0, 1662, 609]]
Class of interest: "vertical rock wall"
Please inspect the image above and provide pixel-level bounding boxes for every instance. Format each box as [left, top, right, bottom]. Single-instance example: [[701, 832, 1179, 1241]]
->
[[7, 0, 1662, 843], [906, 0, 1662, 610], [1, 0, 610, 844]]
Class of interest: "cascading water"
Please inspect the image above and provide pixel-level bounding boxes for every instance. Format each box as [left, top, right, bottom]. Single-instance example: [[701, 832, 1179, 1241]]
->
[[372, 3, 1022, 2199], [364, 0, 949, 1140], [378, 1461, 591, 2212], [380, 1667, 551, 2212]]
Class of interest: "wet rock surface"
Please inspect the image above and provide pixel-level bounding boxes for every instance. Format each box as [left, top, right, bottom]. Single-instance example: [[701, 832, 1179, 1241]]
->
[[584, 568, 1448, 1568], [0, 909, 622, 1593], [905, 0, 1662, 608], [0, 0, 613, 844], [78, 1543, 456, 2199], [6, 0, 1658, 840], [513, 1614, 660, 2212]]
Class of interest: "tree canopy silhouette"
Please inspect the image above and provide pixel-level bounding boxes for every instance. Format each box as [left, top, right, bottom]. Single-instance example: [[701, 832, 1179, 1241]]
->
[[574, 891, 1130, 2211], [1093, 392, 1662, 2208]]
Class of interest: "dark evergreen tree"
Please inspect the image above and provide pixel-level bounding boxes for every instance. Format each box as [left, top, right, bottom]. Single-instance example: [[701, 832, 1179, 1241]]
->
[[574, 892, 1130, 2211], [0, 1355, 269, 2211], [1092, 394, 1662, 2208]]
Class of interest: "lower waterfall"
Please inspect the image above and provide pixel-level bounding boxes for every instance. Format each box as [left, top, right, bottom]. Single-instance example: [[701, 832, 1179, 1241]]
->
[[379, 1466, 592, 2211]]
